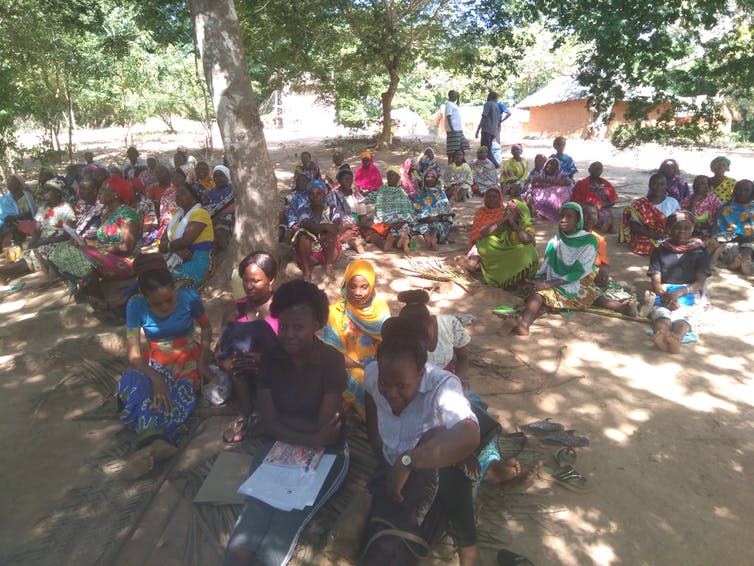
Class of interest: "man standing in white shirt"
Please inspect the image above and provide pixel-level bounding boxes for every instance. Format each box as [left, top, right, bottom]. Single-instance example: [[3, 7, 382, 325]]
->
[[444, 90, 470, 165]]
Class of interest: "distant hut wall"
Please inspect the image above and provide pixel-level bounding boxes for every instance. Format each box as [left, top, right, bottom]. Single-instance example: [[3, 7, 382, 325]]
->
[[522, 100, 591, 139]]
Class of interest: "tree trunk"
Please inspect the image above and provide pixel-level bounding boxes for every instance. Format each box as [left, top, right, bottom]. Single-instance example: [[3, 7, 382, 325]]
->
[[64, 78, 76, 163], [189, 0, 279, 273], [380, 67, 400, 147]]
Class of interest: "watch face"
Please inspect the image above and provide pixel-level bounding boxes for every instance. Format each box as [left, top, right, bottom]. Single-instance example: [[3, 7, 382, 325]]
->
[[401, 454, 412, 467]]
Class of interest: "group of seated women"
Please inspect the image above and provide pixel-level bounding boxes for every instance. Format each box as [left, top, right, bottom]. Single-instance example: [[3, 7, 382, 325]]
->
[[620, 156, 752, 276], [282, 148, 457, 278], [1, 148, 236, 297], [119, 246, 542, 566]]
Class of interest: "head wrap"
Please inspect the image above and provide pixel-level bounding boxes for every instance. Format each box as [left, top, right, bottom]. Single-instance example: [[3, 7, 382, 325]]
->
[[333, 259, 392, 338], [336, 164, 353, 182], [423, 147, 434, 156], [359, 150, 373, 160], [659, 158, 680, 176], [560, 201, 585, 230], [7, 174, 25, 192], [213, 165, 231, 181], [665, 210, 695, 230], [477, 146, 489, 153], [710, 156, 730, 168], [107, 175, 134, 204], [544, 157, 561, 176], [469, 187, 505, 247], [306, 179, 327, 193], [511, 143, 523, 152], [43, 178, 66, 192], [386, 166, 401, 177]]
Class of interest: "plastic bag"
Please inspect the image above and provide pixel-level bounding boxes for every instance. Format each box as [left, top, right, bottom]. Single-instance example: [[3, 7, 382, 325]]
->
[[490, 140, 503, 165], [203, 364, 231, 406]]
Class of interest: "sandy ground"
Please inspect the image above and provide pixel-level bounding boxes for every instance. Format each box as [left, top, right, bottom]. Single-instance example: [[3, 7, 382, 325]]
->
[[1, 122, 753, 566]]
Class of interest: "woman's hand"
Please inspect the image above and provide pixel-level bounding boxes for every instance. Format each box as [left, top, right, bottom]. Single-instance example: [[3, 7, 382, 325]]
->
[[230, 352, 262, 376], [387, 458, 412, 503], [149, 373, 172, 412], [316, 412, 342, 446], [177, 248, 193, 260], [531, 279, 551, 291]]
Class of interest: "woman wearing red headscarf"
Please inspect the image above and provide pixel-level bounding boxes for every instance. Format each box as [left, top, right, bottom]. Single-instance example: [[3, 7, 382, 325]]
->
[[48, 175, 141, 294]]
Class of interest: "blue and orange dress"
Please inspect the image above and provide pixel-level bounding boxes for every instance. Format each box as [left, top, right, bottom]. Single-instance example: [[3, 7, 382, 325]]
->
[[118, 287, 208, 444]]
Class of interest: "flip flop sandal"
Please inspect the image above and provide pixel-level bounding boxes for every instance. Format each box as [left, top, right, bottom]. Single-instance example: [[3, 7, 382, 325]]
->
[[539, 465, 592, 493], [540, 429, 590, 447], [497, 548, 535, 565], [520, 418, 564, 435], [496, 432, 527, 461], [554, 447, 577, 468], [223, 415, 252, 443]]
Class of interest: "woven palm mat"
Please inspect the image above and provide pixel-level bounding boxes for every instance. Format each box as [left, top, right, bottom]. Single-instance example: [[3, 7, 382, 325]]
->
[[3, 357, 223, 566], [180, 427, 563, 565]]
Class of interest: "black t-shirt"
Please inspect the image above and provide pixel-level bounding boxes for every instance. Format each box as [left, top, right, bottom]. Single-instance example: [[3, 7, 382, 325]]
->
[[647, 246, 710, 284], [259, 338, 346, 422]]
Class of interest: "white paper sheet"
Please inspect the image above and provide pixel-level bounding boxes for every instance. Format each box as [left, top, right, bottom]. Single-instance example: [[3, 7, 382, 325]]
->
[[237, 454, 336, 511]]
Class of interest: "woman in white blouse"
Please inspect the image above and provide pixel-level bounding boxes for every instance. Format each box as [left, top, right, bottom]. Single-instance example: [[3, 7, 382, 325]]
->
[[362, 316, 481, 566]]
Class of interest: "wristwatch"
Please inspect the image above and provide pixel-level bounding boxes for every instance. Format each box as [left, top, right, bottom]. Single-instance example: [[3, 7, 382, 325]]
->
[[400, 453, 413, 469]]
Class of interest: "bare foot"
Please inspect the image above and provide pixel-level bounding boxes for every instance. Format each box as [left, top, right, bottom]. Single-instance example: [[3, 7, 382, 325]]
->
[[454, 255, 470, 272], [124, 439, 178, 479], [623, 296, 639, 318], [652, 331, 670, 352], [352, 238, 365, 254], [511, 323, 530, 336], [397, 232, 410, 254], [485, 458, 543, 491], [325, 264, 335, 278], [426, 235, 438, 251], [666, 333, 682, 354]]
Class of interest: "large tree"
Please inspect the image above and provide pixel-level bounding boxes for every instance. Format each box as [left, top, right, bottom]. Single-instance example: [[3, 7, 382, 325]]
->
[[236, 0, 492, 146], [189, 0, 279, 264]]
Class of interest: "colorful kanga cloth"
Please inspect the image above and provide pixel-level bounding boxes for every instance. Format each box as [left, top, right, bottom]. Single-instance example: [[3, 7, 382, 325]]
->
[[47, 204, 140, 287], [708, 176, 736, 202], [475, 199, 539, 287], [715, 199, 754, 238], [549, 152, 577, 178], [445, 162, 473, 193], [471, 158, 498, 194], [74, 200, 104, 239], [118, 362, 196, 445], [535, 202, 598, 306], [499, 157, 528, 186], [665, 175, 691, 201], [620, 196, 680, 256], [354, 163, 383, 193], [681, 193, 722, 236], [529, 159, 574, 222], [159, 185, 178, 226], [410, 186, 453, 243], [373, 184, 416, 224], [468, 188, 504, 248], [35, 202, 76, 240], [400, 157, 422, 196], [323, 259, 391, 421], [572, 176, 618, 209]]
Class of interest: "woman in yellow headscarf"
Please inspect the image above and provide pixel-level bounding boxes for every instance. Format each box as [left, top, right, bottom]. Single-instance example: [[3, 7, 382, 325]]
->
[[323, 259, 391, 420]]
